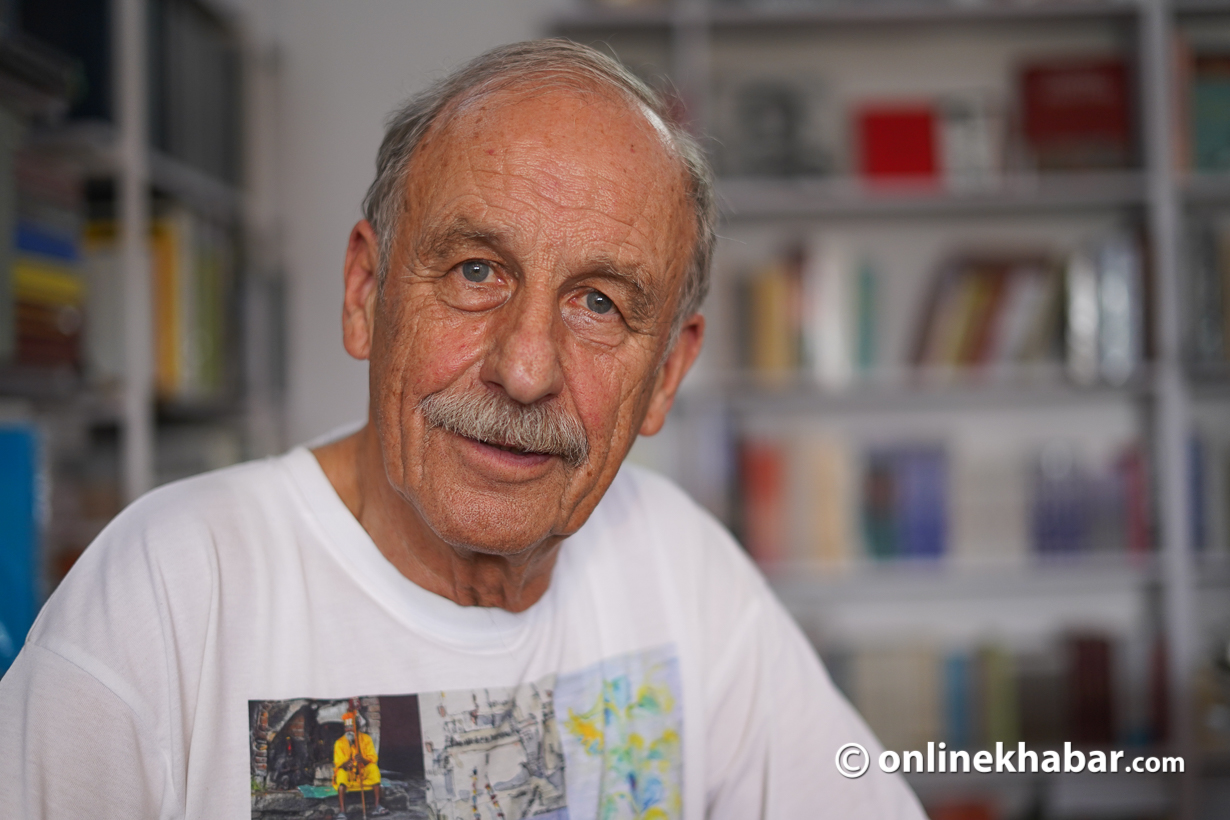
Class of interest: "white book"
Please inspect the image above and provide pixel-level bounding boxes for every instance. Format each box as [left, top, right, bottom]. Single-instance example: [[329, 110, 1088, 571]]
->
[[1066, 247, 1100, 384], [1096, 233, 1142, 385], [803, 238, 853, 390]]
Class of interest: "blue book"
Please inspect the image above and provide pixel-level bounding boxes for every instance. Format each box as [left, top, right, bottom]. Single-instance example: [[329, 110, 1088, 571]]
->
[[1030, 452, 1088, 554], [15, 221, 79, 263], [0, 426, 39, 676], [861, 449, 898, 559], [944, 652, 972, 749], [896, 446, 947, 558]]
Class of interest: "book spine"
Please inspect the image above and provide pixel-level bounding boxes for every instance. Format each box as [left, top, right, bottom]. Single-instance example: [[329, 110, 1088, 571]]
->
[[1096, 233, 1142, 384], [0, 426, 39, 677], [739, 438, 787, 565]]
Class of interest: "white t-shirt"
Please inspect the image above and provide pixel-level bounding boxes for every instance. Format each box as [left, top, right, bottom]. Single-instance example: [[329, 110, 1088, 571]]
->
[[0, 447, 924, 820]]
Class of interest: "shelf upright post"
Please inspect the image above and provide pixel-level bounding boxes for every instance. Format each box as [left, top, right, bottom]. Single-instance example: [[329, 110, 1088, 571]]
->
[[116, 0, 154, 501], [242, 36, 286, 458], [1140, 0, 1198, 815]]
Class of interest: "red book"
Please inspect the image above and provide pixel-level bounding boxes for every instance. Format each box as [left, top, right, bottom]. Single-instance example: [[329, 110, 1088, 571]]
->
[[856, 104, 939, 184], [1020, 57, 1131, 170], [739, 439, 787, 566], [928, 802, 995, 820], [1116, 444, 1152, 556]]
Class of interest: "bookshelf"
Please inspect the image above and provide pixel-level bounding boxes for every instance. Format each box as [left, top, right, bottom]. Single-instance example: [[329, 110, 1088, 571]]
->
[[0, 0, 284, 614], [555, 1, 1229, 817]]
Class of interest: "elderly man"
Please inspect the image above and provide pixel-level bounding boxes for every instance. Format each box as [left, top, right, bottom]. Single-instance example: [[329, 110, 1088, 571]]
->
[[0, 41, 923, 819]]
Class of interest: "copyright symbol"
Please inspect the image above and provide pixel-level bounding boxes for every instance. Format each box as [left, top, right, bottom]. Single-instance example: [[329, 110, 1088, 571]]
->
[[835, 742, 870, 778]]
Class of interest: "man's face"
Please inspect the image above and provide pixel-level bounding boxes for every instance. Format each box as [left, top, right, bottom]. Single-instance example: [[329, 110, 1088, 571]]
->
[[354, 85, 701, 556]]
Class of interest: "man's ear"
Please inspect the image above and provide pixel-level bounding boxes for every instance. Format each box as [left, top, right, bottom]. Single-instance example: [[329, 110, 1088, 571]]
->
[[342, 219, 381, 360], [639, 313, 705, 437]]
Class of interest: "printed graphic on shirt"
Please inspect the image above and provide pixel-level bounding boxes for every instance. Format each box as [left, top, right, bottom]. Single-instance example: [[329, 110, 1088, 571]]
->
[[418, 679, 567, 819], [247, 645, 682, 820], [555, 643, 683, 820]]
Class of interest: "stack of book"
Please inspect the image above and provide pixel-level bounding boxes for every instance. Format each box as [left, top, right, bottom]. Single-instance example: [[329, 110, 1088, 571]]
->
[[736, 241, 877, 388], [150, 0, 242, 183], [9, 150, 84, 373], [736, 233, 1142, 387], [736, 436, 1154, 567], [910, 254, 1064, 376], [83, 203, 235, 403], [824, 633, 1162, 759], [1187, 215, 1230, 371], [1019, 57, 1132, 172]]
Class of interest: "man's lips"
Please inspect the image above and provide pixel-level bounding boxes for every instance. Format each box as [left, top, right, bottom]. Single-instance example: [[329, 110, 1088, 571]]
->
[[476, 437, 551, 458], [461, 434, 556, 464]]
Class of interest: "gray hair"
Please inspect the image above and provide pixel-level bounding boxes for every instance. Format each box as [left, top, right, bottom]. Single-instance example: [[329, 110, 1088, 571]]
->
[[361, 39, 717, 337]]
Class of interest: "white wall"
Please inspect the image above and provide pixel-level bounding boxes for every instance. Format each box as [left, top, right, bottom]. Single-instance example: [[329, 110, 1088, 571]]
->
[[227, 0, 567, 444]]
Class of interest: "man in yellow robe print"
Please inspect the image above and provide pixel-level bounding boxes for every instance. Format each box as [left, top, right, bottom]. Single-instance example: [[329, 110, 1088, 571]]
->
[[332, 714, 388, 818]]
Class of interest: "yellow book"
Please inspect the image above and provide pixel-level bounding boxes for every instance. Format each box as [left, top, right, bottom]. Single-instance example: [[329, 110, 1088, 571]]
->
[[13, 257, 84, 306], [750, 261, 794, 377], [150, 217, 181, 398], [803, 434, 854, 569]]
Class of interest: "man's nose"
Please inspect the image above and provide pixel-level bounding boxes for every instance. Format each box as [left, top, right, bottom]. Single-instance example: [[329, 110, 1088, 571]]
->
[[480, 287, 565, 405]]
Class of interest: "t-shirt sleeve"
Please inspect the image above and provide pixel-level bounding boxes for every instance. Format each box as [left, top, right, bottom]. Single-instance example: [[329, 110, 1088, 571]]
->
[[0, 643, 174, 819], [702, 588, 927, 820], [702, 590, 927, 819]]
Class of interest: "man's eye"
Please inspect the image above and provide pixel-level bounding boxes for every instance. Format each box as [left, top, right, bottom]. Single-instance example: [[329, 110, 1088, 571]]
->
[[585, 291, 615, 315], [461, 261, 493, 282]]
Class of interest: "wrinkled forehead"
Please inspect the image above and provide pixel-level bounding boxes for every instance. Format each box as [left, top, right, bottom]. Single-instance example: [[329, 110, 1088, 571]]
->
[[402, 83, 695, 273]]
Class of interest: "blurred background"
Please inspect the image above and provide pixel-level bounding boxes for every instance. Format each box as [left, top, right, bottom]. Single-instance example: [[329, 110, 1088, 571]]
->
[[0, 0, 1228, 817]]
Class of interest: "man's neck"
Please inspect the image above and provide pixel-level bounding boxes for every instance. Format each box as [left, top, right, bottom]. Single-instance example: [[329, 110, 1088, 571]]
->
[[312, 425, 561, 613]]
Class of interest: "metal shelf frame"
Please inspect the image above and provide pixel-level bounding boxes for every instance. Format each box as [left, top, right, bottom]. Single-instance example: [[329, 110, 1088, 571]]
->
[[553, 1, 1215, 816]]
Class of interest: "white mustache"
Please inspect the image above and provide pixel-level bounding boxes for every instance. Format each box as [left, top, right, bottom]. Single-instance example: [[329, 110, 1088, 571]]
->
[[419, 387, 589, 468]]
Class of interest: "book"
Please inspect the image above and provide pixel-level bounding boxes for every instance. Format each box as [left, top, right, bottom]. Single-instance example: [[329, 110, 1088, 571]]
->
[[738, 437, 788, 566], [1191, 53, 1230, 172], [712, 76, 830, 177], [1067, 233, 1144, 384], [937, 92, 1002, 190], [944, 651, 974, 749], [951, 447, 1029, 566], [81, 219, 123, 385], [1017, 649, 1065, 748], [1031, 444, 1089, 554], [148, 204, 234, 401], [18, 0, 113, 120], [7, 148, 84, 372], [745, 255, 802, 379], [913, 254, 1061, 374], [976, 644, 1020, 747], [1096, 233, 1143, 384], [860, 444, 948, 560], [802, 239, 854, 389], [1188, 217, 1225, 365], [797, 433, 855, 569], [1067, 634, 1116, 746], [855, 103, 939, 185], [1020, 57, 1132, 171], [0, 107, 18, 364], [151, 0, 243, 183], [0, 424, 39, 677], [852, 647, 942, 753]]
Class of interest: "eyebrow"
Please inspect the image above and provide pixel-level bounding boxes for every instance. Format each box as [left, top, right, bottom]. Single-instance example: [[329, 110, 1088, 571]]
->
[[417, 215, 509, 263]]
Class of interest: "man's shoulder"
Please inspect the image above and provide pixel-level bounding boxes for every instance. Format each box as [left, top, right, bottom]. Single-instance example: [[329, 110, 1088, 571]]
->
[[53, 451, 309, 598], [595, 462, 767, 590], [600, 462, 712, 533], [114, 451, 298, 538]]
